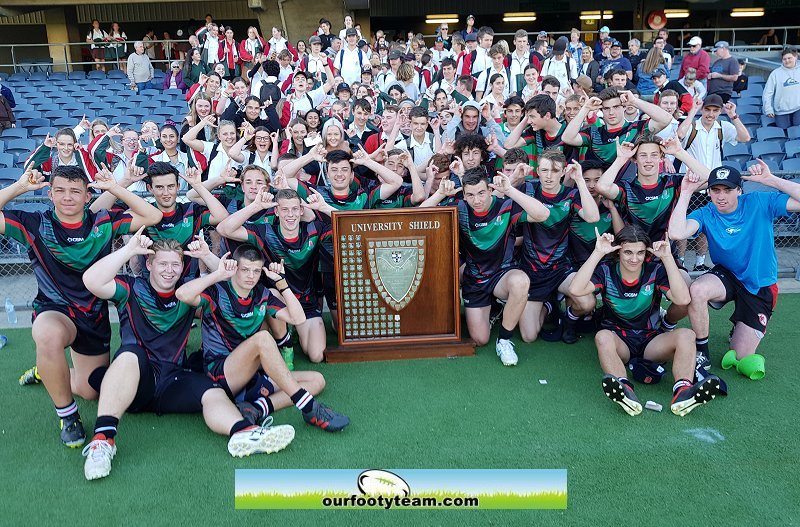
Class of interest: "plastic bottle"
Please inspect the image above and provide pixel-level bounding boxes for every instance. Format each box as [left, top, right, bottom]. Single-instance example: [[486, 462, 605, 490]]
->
[[5, 298, 17, 325], [0, 335, 7, 350]]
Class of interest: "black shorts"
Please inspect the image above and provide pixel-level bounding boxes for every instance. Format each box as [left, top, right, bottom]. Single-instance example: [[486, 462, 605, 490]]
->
[[321, 271, 337, 311], [121, 346, 219, 415], [708, 265, 778, 336], [462, 269, 510, 308], [299, 294, 323, 319], [206, 358, 276, 401], [524, 264, 573, 302], [612, 328, 661, 360], [32, 301, 111, 356]]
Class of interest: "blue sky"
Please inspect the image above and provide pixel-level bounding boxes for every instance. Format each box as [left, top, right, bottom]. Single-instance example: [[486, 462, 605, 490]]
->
[[236, 469, 567, 495]]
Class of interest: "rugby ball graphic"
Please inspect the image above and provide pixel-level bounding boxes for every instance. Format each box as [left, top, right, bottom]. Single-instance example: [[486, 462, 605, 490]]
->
[[357, 470, 411, 497]]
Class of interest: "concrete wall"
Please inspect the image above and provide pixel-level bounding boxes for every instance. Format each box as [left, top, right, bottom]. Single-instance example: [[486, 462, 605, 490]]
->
[[253, 0, 345, 44]]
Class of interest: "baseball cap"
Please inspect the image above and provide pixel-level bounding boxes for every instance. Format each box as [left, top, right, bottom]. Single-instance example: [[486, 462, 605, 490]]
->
[[537, 30, 548, 39], [628, 358, 666, 384], [465, 33, 477, 42], [467, 14, 475, 20], [574, 75, 593, 91], [688, 36, 702, 46], [599, 26, 610, 34], [714, 41, 729, 49], [436, 36, 444, 43], [703, 94, 724, 108], [293, 70, 313, 81], [610, 39, 621, 48], [336, 82, 351, 94], [650, 69, 667, 78], [357, 39, 368, 47], [707, 166, 741, 189], [308, 35, 322, 45], [388, 50, 402, 60], [345, 28, 358, 37]]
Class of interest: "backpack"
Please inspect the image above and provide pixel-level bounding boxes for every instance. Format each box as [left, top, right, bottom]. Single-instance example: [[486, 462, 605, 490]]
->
[[481, 66, 511, 95], [685, 121, 724, 153], [336, 48, 364, 73]]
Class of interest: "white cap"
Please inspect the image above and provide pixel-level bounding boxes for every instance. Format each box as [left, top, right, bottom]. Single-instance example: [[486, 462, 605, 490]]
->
[[688, 36, 702, 46]]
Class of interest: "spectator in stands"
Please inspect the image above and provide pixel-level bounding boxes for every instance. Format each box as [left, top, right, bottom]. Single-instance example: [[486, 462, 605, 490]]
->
[[653, 36, 672, 71], [636, 47, 668, 97], [316, 19, 333, 51], [652, 70, 692, 115], [200, 23, 222, 65], [187, 72, 223, 112], [541, 37, 577, 96], [327, 36, 342, 59], [0, 92, 15, 130], [108, 22, 128, 73], [266, 27, 297, 61], [567, 28, 585, 58], [183, 48, 207, 86], [142, 28, 158, 61], [679, 37, 710, 83], [758, 29, 780, 47], [164, 61, 187, 93], [626, 39, 645, 84], [656, 28, 675, 57], [677, 95, 750, 169], [580, 47, 600, 92], [220, 26, 242, 79], [763, 47, 800, 127], [733, 59, 749, 95], [128, 41, 156, 92], [458, 14, 477, 41], [679, 68, 707, 100], [600, 40, 632, 81], [594, 26, 611, 62], [707, 41, 740, 103], [335, 28, 367, 85], [162, 32, 175, 63], [338, 15, 361, 40], [0, 80, 15, 108], [295, 40, 308, 63], [181, 94, 215, 144], [173, 30, 190, 62], [183, 117, 242, 180], [86, 19, 109, 72]]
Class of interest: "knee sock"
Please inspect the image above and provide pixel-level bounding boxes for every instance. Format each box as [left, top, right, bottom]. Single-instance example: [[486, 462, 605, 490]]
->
[[498, 324, 514, 341], [275, 331, 291, 348], [55, 400, 79, 420], [290, 389, 314, 413], [673, 378, 692, 394], [93, 415, 119, 441], [229, 420, 253, 436], [565, 306, 579, 321], [696, 337, 709, 357], [254, 397, 274, 418]]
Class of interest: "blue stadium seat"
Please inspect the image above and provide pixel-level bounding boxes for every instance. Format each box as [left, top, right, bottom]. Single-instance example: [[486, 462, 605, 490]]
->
[[13, 104, 34, 113], [171, 114, 185, 124], [16, 111, 39, 121], [0, 72, 8, 81], [39, 85, 59, 94], [721, 160, 743, 172], [0, 128, 28, 139], [87, 102, 109, 111], [96, 110, 118, 120], [738, 114, 760, 126], [107, 84, 129, 92], [114, 102, 137, 113], [152, 107, 174, 117], [38, 103, 61, 113], [30, 126, 57, 139], [4, 138, 36, 155], [60, 85, 80, 94], [139, 100, 161, 110], [8, 72, 27, 82], [28, 98, 51, 107], [750, 142, 785, 165], [87, 70, 106, 80], [81, 84, 102, 92], [52, 117, 76, 128], [756, 127, 787, 146], [126, 108, 150, 118], [49, 72, 67, 81], [736, 105, 761, 116], [113, 116, 136, 127], [145, 115, 166, 126], [0, 153, 15, 168], [60, 103, 85, 113], [723, 143, 752, 164], [749, 75, 766, 84], [785, 139, 800, 159], [95, 79, 116, 86], [163, 88, 183, 98], [788, 126, 800, 140], [127, 95, 148, 104], [760, 114, 776, 127], [165, 99, 187, 109], [0, 176, 17, 188], [68, 71, 87, 80], [745, 159, 781, 174], [44, 110, 70, 120], [28, 71, 48, 81], [107, 69, 127, 79], [781, 158, 800, 172], [24, 118, 51, 129], [104, 96, 126, 105], [139, 89, 160, 98]]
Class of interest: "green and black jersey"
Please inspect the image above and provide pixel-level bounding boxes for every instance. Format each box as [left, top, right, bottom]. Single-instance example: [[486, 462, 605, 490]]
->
[[569, 201, 613, 266], [592, 260, 670, 332]]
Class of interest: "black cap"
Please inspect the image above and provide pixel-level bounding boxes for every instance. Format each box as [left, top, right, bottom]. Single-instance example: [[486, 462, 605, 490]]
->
[[707, 166, 741, 189], [703, 94, 724, 108], [358, 39, 368, 47], [650, 70, 667, 78], [465, 33, 477, 42], [388, 50, 402, 60], [345, 28, 358, 37], [336, 82, 351, 93]]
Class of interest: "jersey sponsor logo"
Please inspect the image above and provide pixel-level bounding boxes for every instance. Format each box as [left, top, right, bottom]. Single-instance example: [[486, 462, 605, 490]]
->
[[725, 227, 741, 235], [644, 196, 660, 201], [474, 222, 488, 228], [162, 223, 175, 228], [623, 292, 638, 298], [241, 312, 254, 318], [66, 237, 85, 243], [164, 301, 177, 308]]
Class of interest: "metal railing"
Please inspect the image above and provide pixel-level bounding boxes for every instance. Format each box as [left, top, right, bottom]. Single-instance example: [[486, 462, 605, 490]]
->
[[0, 38, 193, 74]]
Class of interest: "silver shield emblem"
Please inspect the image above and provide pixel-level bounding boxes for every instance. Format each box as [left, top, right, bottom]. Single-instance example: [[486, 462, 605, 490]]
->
[[368, 237, 425, 311]]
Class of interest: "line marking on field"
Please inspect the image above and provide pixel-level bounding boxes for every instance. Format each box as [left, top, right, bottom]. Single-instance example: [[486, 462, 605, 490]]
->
[[684, 428, 725, 444]]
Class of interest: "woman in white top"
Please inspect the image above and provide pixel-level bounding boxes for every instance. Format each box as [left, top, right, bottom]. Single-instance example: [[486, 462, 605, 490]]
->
[[182, 117, 243, 181], [229, 125, 280, 174], [108, 22, 128, 73], [86, 19, 109, 72], [479, 73, 507, 108], [338, 15, 361, 40]]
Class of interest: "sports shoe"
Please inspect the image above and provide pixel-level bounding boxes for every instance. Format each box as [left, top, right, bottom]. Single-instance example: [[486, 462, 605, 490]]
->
[[495, 338, 518, 366], [82, 438, 117, 480], [227, 417, 295, 458], [236, 400, 266, 426], [693, 263, 711, 273], [601, 375, 642, 416], [280, 345, 295, 371], [60, 413, 86, 448], [303, 400, 350, 432], [694, 352, 712, 382], [671, 375, 724, 416], [18, 365, 41, 386], [561, 315, 578, 344]]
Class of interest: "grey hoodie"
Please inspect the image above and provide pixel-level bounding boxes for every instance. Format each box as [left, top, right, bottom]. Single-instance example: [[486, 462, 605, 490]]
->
[[763, 65, 800, 115]]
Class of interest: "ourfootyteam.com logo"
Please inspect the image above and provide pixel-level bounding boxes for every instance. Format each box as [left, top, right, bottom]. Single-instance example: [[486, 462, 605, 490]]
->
[[320, 470, 478, 509]]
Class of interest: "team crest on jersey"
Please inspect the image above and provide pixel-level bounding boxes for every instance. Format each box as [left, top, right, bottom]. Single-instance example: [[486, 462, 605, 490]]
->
[[561, 202, 569, 211], [183, 217, 190, 226], [643, 284, 653, 296], [758, 313, 767, 327], [259, 305, 266, 315], [90, 226, 102, 238]]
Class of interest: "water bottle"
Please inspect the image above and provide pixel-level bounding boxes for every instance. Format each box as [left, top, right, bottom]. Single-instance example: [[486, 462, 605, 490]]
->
[[5, 298, 17, 325], [0, 335, 7, 351]]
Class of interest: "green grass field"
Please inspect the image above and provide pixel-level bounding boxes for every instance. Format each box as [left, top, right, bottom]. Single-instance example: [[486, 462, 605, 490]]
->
[[1, 296, 799, 526]]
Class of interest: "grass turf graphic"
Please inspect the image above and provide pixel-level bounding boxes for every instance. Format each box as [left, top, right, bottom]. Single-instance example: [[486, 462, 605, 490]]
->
[[0, 296, 798, 525]]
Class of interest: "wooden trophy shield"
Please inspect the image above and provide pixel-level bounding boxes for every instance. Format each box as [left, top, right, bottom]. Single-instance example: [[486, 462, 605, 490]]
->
[[325, 207, 474, 362]]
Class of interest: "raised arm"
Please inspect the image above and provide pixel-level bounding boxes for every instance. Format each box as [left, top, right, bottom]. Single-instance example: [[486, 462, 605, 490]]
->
[[668, 176, 702, 241], [596, 139, 636, 200], [90, 163, 148, 213], [420, 177, 460, 207], [568, 229, 618, 297], [88, 166, 162, 230], [491, 174, 550, 222], [181, 166, 229, 225], [743, 159, 800, 212], [0, 169, 49, 234], [352, 147, 402, 199], [676, 98, 702, 140], [649, 235, 690, 305], [263, 261, 306, 326], [662, 136, 710, 182], [723, 102, 751, 143], [565, 162, 600, 222], [563, 97, 600, 147], [175, 252, 236, 307], [503, 116, 529, 149], [182, 114, 216, 153], [83, 226, 153, 299], [623, 90, 672, 133], [215, 187, 276, 241]]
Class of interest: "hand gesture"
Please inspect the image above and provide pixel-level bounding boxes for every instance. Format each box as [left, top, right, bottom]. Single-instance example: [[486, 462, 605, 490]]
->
[[398, 150, 412, 167], [78, 115, 91, 131], [647, 233, 672, 260], [310, 143, 327, 162], [269, 131, 280, 144], [615, 138, 637, 160], [126, 164, 147, 183], [215, 252, 238, 280], [680, 171, 704, 194], [304, 187, 328, 210], [485, 133, 498, 152], [723, 102, 737, 118], [449, 156, 465, 177], [480, 102, 492, 121], [17, 169, 49, 193], [219, 162, 241, 185], [691, 97, 703, 113], [352, 145, 370, 166], [563, 160, 584, 184], [199, 73, 209, 85], [743, 158, 774, 184], [126, 226, 155, 257], [660, 135, 682, 156], [202, 114, 217, 127], [436, 178, 461, 197], [584, 96, 602, 112], [663, 158, 676, 174], [263, 259, 286, 282], [489, 173, 512, 195], [430, 116, 441, 131], [618, 90, 637, 106], [88, 164, 118, 192], [185, 232, 211, 259], [181, 166, 203, 187], [253, 187, 277, 210], [43, 133, 56, 149], [270, 169, 288, 190], [107, 124, 123, 138], [241, 122, 255, 141], [594, 228, 620, 255], [441, 138, 455, 155]]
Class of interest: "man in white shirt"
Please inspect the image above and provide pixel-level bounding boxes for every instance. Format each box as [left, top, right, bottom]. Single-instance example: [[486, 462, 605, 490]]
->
[[468, 27, 494, 77], [475, 44, 510, 100], [509, 29, 532, 95], [202, 24, 221, 65], [334, 28, 364, 84], [377, 51, 402, 92], [540, 37, 577, 95], [677, 94, 750, 169]]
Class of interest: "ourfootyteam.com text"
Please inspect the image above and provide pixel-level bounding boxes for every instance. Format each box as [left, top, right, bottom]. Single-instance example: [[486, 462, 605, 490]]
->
[[321, 495, 480, 509]]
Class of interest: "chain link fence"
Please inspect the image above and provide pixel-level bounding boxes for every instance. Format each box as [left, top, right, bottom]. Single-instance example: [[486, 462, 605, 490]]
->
[[2, 182, 800, 316]]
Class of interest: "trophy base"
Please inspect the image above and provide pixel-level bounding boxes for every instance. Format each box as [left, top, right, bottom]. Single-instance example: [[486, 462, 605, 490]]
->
[[325, 339, 476, 363]]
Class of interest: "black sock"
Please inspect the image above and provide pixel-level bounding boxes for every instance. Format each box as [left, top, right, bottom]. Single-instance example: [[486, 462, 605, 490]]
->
[[291, 388, 314, 413], [229, 420, 252, 436], [254, 396, 274, 417], [55, 400, 79, 420], [275, 332, 291, 348], [696, 337, 709, 357], [94, 415, 119, 440], [498, 324, 514, 341], [565, 306, 579, 321], [543, 301, 553, 316]]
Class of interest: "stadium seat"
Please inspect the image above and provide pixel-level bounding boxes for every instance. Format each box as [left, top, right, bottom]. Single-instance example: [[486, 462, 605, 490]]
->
[[95, 79, 115, 86], [721, 160, 743, 172], [163, 88, 183, 98], [736, 105, 761, 116], [107, 70, 127, 80], [114, 102, 137, 113], [741, 85, 764, 96], [97, 110, 118, 120], [14, 104, 34, 113], [87, 70, 106, 80], [49, 72, 67, 81], [0, 72, 8, 81], [126, 108, 150, 118], [750, 142, 785, 165], [0, 128, 28, 139], [0, 176, 16, 188], [139, 100, 161, 110], [24, 118, 51, 129], [0, 153, 15, 168], [787, 126, 800, 140], [107, 84, 129, 92], [60, 85, 81, 93], [166, 99, 187, 109], [30, 126, 57, 139], [39, 85, 59, 93], [152, 107, 174, 117], [723, 143, 752, 165], [113, 116, 136, 127], [738, 114, 760, 126], [745, 159, 781, 173], [16, 111, 39, 121], [736, 97, 761, 107], [81, 84, 102, 92], [749, 75, 766, 84], [87, 102, 109, 111], [785, 139, 800, 159], [60, 103, 85, 113], [4, 138, 36, 156], [760, 114, 776, 128], [171, 114, 185, 124], [38, 103, 61, 113], [781, 158, 800, 172], [145, 115, 166, 126], [28, 98, 51, 107], [44, 110, 70, 120], [68, 71, 87, 80], [8, 72, 27, 82], [756, 127, 787, 146], [52, 117, 76, 128], [104, 96, 126, 105], [139, 89, 161, 98], [17, 86, 38, 95]]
